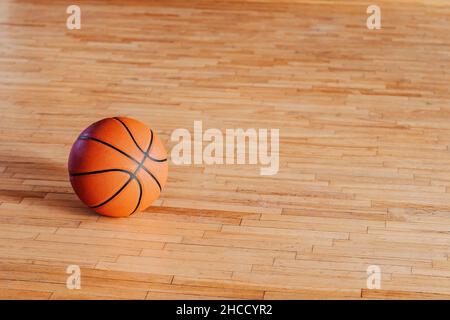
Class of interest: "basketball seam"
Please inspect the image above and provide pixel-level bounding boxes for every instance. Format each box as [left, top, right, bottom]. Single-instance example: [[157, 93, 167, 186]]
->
[[140, 166, 162, 190], [73, 126, 164, 214], [70, 168, 132, 176], [129, 128, 154, 213], [90, 176, 134, 209], [78, 135, 162, 190], [69, 168, 140, 209], [131, 174, 143, 215], [113, 117, 168, 164], [113, 117, 145, 153], [79, 136, 140, 165]]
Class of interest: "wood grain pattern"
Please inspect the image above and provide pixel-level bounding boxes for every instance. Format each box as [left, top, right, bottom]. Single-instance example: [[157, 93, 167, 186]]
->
[[1, 0, 450, 299]]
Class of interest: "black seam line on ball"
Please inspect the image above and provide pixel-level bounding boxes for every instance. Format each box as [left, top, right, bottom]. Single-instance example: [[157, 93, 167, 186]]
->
[[148, 156, 167, 163], [140, 166, 162, 191], [132, 128, 152, 176], [79, 136, 140, 165], [133, 130, 162, 192], [129, 129, 154, 214], [143, 129, 162, 191], [130, 177, 143, 215], [79, 134, 162, 191], [89, 175, 134, 209], [113, 118, 168, 163], [139, 130, 163, 191], [77, 131, 161, 210], [69, 168, 137, 210], [147, 129, 154, 153], [113, 117, 146, 154], [69, 168, 133, 177], [88, 130, 154, 212]]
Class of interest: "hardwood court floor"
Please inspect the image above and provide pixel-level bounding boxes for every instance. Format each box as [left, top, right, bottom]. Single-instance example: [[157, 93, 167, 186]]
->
[[1, 0, 450, 299]]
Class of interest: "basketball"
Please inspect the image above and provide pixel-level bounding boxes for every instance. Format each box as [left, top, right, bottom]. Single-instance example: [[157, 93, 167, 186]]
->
[[68, 117, 168, 217]]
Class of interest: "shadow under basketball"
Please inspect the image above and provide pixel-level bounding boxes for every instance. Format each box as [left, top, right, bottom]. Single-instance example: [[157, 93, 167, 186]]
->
[[0, 150, 96, 218]]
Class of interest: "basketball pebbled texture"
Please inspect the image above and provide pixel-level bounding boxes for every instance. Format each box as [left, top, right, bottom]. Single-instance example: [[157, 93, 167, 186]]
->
[[68, 117, 168, 217]]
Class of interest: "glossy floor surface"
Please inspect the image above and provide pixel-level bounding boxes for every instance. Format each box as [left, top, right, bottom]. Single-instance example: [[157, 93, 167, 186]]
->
[[1, 0, 450, 299]]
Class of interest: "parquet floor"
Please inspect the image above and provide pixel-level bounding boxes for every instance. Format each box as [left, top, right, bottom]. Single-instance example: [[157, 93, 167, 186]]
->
[[1, 0, 450, 299]]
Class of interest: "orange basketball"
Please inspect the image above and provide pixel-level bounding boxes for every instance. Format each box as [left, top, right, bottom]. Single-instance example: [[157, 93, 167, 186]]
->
[[68, 117, 168, 217]]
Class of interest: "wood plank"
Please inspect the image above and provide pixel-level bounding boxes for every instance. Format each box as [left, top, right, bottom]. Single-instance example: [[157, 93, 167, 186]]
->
[[1, 0, 450, 299]]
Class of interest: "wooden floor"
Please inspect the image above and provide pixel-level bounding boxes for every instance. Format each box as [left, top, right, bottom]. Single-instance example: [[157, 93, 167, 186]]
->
[[1, 0, 450, 300]]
